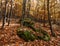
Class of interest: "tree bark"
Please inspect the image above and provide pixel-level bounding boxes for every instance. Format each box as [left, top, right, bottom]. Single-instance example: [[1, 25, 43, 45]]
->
[[26, 0, 31, 18], [22, 0, 26, 19], [36, 0, 39, 19], [2, 0, 7, 28], [8, 0, 12, 26], [47, 0, 56, 36], [43, 0, 45, 27], [0, 0, 2, 17]]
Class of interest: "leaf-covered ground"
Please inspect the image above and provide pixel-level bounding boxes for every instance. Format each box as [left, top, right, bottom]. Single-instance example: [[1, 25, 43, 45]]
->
[[0, 23, 60, 46]]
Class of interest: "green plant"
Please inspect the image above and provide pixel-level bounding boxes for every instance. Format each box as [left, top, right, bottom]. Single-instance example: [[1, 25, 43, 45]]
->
[[17, 30, 37, 42], [36, 28, 50, 41]]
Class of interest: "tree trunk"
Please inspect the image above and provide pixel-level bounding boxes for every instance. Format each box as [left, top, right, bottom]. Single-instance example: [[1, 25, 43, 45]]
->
[[0, 0, 2, 20], [20, 0, 26, 26], [8, 0, 12, 26], [2, 0, 7, 28], [36, 0, 39, 20], [47, 0, 56, 36], [22, 0, 26, 19], [43, 0, 45, 27], [26, 0, 31, 18]]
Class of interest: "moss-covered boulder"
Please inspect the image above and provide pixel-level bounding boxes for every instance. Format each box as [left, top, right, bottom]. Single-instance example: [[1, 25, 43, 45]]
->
[[17, 29, 37, 42], [17, 18, 50, 41]]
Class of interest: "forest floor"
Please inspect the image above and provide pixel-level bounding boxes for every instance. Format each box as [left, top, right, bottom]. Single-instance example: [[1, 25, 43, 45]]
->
[[0, 22, 60, 46]]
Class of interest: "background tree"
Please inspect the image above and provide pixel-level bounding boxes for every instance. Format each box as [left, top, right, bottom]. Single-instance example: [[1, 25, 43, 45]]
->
[[8, 0, 13, 26], [22, 0, 26, 19], [0, 0, 2, 20], [26, 0, 31, 18], [43, 0, 46, 27], [2, 0, 7, 28]]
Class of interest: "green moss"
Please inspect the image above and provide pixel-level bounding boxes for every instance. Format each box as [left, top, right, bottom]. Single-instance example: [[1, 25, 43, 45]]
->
[[17, 18, 50, 41], [17, 30, 37, 42]]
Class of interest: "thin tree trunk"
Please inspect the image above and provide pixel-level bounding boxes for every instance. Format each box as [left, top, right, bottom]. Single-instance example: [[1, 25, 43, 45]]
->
[[47, 0, 56, 36], [20, 0, 26, 26], [22, 0, 26, 19], [8, 0, 12, 26], [26, 0, 31, 18], [43, 0, 45, 27], [0, 0, 2, 16], [2, 0, 7, 28], [36, 0, 39, 19], [0, 0, 2, 23]]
